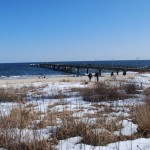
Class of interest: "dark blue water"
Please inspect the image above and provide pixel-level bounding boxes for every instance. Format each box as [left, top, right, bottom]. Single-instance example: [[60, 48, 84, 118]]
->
[[0, 60, 150, 79], [0, 62, 70, 79]]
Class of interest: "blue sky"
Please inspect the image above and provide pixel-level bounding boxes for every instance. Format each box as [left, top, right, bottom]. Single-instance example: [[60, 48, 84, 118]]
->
[[0, 0, 150, 63]]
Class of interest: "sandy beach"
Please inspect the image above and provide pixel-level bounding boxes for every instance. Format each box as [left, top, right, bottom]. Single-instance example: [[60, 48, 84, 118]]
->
[[0, 72, 138, 87]]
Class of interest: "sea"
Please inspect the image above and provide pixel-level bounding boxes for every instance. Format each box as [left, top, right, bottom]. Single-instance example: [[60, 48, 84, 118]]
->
[[0, 60, 150, 79]]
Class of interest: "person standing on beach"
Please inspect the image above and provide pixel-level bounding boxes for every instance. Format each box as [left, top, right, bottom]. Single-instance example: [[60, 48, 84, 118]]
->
[[95, 72, 99, 82], [123, 70, 126, 76], [88, 73, 92, 81]]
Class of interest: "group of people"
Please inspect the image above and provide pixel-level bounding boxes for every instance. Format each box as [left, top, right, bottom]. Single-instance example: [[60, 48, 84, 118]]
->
[[111, 70, 126, 76], [88, 72, 99, 82], [88, 70, 127, 82], [38, 75, 47, 79]]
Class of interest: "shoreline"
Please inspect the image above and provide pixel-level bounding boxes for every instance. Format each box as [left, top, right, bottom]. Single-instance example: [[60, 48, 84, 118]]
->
[[0, 72, 138, 87]]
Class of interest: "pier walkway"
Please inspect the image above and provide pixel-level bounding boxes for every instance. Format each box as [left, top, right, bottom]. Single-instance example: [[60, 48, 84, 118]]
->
[[30, 63, 150, 75]]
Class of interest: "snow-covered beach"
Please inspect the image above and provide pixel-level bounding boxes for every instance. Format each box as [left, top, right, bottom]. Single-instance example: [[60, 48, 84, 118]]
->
[[0, 72, 150, 150]]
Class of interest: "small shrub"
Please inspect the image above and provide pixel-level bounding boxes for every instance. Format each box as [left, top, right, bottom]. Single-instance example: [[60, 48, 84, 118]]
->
[[0, 106, 38, 129], [53, 110, 127, 146], [0, 105, 52, 149], [60, 79, 71, 82], [132, 101, 150, 136], [0, 88, 25, 102], [0, 134, 51, 150], [54, 118, 119, 146], [72, 82, 128, 102], [124, 84, 138, 94], [144, 87, 150, 96]]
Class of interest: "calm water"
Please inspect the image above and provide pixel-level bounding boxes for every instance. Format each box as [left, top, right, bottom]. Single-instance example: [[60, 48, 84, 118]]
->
[[0, 60, 150, 79]]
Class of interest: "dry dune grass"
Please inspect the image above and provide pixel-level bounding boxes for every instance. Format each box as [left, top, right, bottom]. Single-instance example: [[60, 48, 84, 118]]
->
[[59, 79, 72, 82], [0, 104, 53, 150], [123, 84, 139, 94], [53, 116, 125, 146], [0, 135, 52, 150], [0, 80, 150, 149], [131, 97, 150, 137], [72, 82, 128, 102], [0, 105, 39, 129], [0, 84, 50, 102], [0, 88, 25, 102]]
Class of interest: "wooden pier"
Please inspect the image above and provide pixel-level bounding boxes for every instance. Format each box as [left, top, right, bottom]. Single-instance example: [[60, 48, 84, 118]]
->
[[30, 63, 150, 76]]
